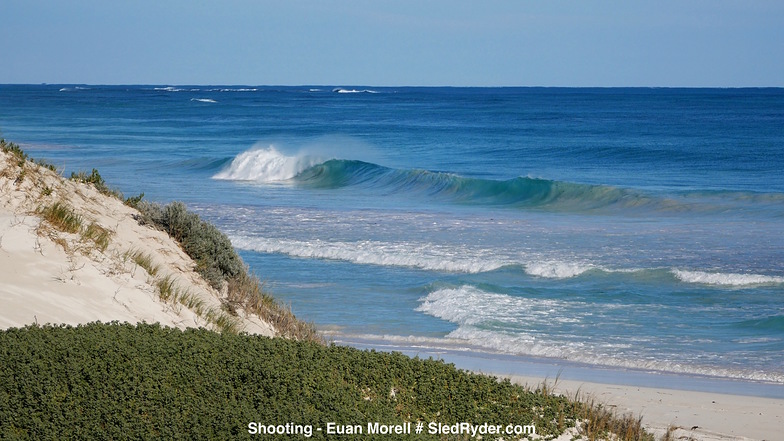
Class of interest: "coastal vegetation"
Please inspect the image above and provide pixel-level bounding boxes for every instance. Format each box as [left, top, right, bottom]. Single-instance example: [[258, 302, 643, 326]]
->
[[0, 322, 653, 440], [130, 198, 320, 341]]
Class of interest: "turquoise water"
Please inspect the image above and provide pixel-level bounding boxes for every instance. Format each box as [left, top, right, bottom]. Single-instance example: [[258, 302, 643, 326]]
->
[[2, 85, 783, 384]]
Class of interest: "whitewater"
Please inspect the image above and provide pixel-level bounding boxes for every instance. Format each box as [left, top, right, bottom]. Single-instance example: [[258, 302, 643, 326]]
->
[[2, 85, 783, 385]]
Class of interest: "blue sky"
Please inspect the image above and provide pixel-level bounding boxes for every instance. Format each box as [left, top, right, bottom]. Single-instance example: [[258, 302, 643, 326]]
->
[[2, 0, 783, 86]]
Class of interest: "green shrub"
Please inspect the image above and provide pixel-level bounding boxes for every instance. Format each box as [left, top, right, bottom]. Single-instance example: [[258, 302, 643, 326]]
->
[[136, 201, 243, 289], [0, 323, 653, 440], [134, 200, 319, 341], [123, 192, 144, 208], [70, 168, 121, 199]]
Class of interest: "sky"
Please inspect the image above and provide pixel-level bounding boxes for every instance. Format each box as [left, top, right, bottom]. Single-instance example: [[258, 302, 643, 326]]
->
[[2, 0, 783, 87]]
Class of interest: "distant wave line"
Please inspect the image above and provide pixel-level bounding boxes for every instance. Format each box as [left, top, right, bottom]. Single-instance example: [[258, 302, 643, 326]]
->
[[213, 146, 784, 215]]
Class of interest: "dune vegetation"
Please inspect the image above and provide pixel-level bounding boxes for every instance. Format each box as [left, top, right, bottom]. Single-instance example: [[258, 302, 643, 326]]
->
[[0, 322, 654, 440]]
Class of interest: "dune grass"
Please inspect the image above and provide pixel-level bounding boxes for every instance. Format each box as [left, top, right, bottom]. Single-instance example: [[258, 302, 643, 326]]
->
[[38, 201, 83, 234], [80, 222, 112, 253], [125, 249, 160, 278]]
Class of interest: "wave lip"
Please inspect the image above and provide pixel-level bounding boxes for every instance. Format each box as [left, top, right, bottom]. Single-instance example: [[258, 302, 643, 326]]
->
[[672, 270, 784, 286], [213, 146, 325, 182], [191, 98, 217, 103], [206, 88, 258, 92], [154, 86, 200, 92]]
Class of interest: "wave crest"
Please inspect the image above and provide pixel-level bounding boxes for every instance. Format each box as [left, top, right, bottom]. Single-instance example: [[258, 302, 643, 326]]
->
[[294, 159, 656, 211], [213, 146, 324, 182], [215, 148, 784, 216], [524, 261, 595, 278], [672, 270, 784, 286], [332, 88, 378, 94]]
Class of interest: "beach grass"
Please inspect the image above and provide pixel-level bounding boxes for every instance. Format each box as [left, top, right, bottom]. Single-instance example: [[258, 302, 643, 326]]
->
[[80, 222, 112, 253], [38, 201, 83, 234], [1, 138, 57, 172], [126, 249, 160, 278]]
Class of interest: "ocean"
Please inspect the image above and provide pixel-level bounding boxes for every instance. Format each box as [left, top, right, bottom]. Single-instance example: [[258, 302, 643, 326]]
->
[[2, 85, 783, 389]]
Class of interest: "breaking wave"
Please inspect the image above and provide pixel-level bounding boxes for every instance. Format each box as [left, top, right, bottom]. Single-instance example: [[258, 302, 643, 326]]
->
[[332, 88, 378, 94], [214, 147, 671, 212], [229, 236, 509, 274], [214, 147, 784, 216], [212, 147, 325, 182], [672, 270, 784, 286]]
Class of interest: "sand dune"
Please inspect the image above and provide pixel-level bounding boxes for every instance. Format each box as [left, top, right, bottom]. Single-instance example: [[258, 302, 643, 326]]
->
[[0, 150, 274, 335]]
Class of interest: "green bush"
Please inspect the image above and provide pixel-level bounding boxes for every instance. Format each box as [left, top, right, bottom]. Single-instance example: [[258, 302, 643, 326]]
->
[[136, 201, 243, 289], [123, 192, 144, 209], [134, 200, 319, 341], [70, 168, 121, 199], [0, 323, 621, 440]]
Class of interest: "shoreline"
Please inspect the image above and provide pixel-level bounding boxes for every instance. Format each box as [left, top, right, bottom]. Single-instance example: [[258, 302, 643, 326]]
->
[[334, 333, 784, 398], [338, 334, 784, 440]]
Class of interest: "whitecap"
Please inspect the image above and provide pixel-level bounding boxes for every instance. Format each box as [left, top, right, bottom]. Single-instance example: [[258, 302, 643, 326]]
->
[[333, 88, 378, 94], [524, 260, 594, 279], [213, 146, 324, 182], [228, 236, 507, 273], [672, 270, 784, 286]]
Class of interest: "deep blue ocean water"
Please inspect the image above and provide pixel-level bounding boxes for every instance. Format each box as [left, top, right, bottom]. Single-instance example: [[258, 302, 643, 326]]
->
[[2, 85, 783, 384]]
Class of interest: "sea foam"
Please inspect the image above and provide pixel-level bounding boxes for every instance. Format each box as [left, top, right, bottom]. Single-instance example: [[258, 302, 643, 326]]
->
[[213, 146, 324, 182], [672, 270, 784, 286], [229, 232, 614, 279], [229, 236, 508, 273], [524, 261, 594, 279], [414, 285, 784, 383]]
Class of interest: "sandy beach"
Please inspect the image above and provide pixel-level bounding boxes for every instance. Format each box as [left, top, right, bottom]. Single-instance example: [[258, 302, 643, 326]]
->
[[507, 375, 782, 441], [2, 150, 782, 440]]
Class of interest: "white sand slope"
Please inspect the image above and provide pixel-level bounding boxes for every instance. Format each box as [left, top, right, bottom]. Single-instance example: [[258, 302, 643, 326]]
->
[[0, 150, 274, 336]]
